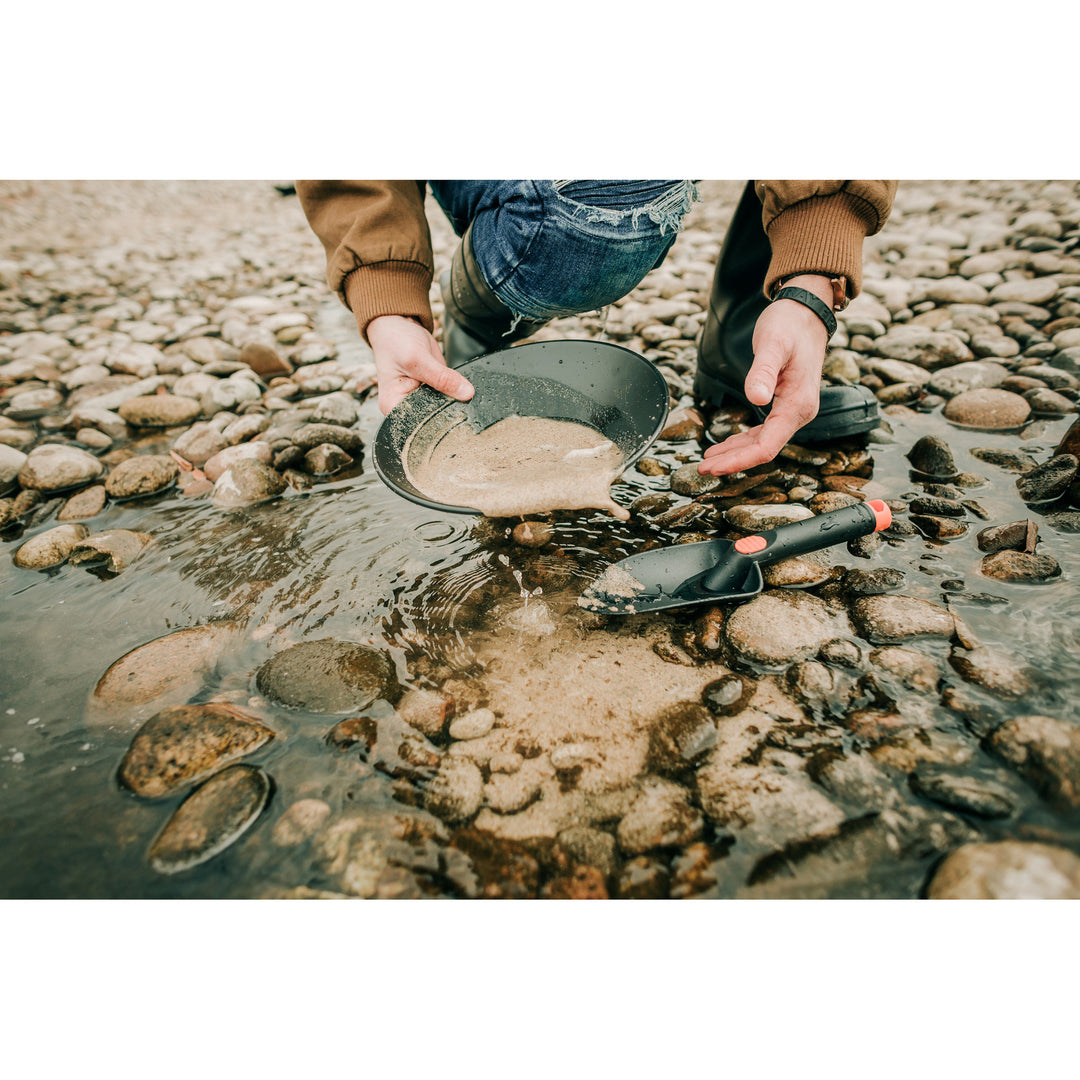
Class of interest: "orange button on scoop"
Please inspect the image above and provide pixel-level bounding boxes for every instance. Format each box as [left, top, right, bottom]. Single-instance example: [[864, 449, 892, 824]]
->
[[734, 535, 768, 554]]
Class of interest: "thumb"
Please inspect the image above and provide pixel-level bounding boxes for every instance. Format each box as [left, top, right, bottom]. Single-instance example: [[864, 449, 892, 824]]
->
[[745, 339, 784, 406], [413, 346, 475, 402]]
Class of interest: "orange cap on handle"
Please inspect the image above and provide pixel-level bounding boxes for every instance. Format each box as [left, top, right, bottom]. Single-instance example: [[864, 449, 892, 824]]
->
[[866, 499, 892, 532]]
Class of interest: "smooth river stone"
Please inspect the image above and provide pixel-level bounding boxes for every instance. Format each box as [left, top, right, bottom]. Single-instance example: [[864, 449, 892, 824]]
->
[[724, 590, 843, 667], [149, 764, 272, 875], [118, 394, 202, 427], [67, 529, 154, 572], [927, 361, 1009, 398], [211, 459, 286, 506], [255, 639, 398, 713], [616, 777, 703, 856], [203, 441, 272, 482], [980, 550, 1061, 582], [119, 703, 275, 798], [87, 622, 243, 726], [943, 388, 1031, 429], [905, 434, 958, 478], [989, 714, 1080, 809], [104, 454, 179, 499], [13, 523, 90, 569], [849, 595, 954, 644], [17, 444, 105, 493], [172, 422, 227, 467], [0, 444, 28, 490], [927, 841, 1080, 899]]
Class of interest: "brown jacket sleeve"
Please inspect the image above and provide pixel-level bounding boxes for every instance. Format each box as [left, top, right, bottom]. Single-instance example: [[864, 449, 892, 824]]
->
[[756, 180, 898, 300], [296, 180, 434, 341]]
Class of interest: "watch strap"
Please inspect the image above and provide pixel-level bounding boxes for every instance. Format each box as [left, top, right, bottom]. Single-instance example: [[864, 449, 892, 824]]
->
[[774, 286, 837, 340]]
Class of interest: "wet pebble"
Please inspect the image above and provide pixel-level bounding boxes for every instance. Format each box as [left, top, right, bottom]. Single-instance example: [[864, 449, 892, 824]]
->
[[910, 514, 968, 540], [104, 454, 178, 499], [67, 528, 153, 571], [255, 639, 398, 713], [172, 422, 227, 467], [557, 826, 618, 878], [659, 406, 704, 441], [203, 441, 273, 482], [905, 435, 957, 478], [617, 856, 670, 899], [948, 646, 1035, 699], [989, 714, 1080, 809], [271, 799, 331, 847], [670, 462, 721, 496], [448, 707, 495, 741], [13, 522, 90, 569], [239, 341, 292, 378], [841, 567, 906, 596], [291, 422, 363, 455], [870, 646, 940, 692], [724, 503, 813, 531], [118, 394, 202, 428], [976, 519, 1038, 554], [1024, 387, 1076, 416], [943, 388, 1031, 429], [304, 443, 353, 476], [927, 361, 1009, 398], [1016, 454, 1078, 503], [849, 595, 954, 644], [118, 703, 275, 798], [647, 702, 717, 777], [511, 520, 553, 547], [725, 590, 842, 667], [910, 767, 1016, 819], [422, 758, 484, 823], [700, 673, 755, 716], [0, 445, 28, 491], [211, 459, 287, 506], [616, 777, 703, 855], [980, 550, 1061, 582], [927, 841, 1080, 899], [483, 771, 541, 814], [149, 764, 272, 875], [17, 443, 105, 493]]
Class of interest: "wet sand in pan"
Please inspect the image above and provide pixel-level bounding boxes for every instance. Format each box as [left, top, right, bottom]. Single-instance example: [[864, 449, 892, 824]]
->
[[405, 415, 629, 519]]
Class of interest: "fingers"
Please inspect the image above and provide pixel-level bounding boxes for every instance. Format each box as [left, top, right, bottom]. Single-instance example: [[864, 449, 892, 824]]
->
[[409, 349, 475, 402], [744, 336, 783, 406], [378, 374, 420, 415]]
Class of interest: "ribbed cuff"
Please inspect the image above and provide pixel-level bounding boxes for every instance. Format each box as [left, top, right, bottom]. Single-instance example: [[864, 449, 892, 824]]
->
[[342, 261, 434, 342], [763, 192, 878, 301]]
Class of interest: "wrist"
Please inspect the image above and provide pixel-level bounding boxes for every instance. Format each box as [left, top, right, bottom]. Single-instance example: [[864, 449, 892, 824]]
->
[[367, 314, 422, 343], [779, 274, 835, 307]]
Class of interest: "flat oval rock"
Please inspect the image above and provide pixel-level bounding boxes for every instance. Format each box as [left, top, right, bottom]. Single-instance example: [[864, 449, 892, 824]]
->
[[17, 443, 105, 493], [118, 394, 202, 428], [104, 454, 179, 499], [724, 590, 844, 668], [943, 388, 1031, 430], [13, 523, 89, 569], [910, 768, 1016, 819], [67, 529, 153, 571], [980, 550, 1061, 582], [88, 622, 243, 726], [119, 703, 276, 798], [255, 639, 398, 713], [724, 503, 813, 531], [849, 595, 954, 644], [149, 764, 272, 875], [212, 459, 287, 506]]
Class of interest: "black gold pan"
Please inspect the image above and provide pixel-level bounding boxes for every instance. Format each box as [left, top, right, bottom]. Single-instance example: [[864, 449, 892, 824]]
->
[[372, 340, 670, 514], [579, 500, 893, 615]]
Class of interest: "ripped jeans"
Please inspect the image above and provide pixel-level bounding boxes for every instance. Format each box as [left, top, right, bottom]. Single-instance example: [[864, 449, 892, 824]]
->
[[427, 180, 699, 330]]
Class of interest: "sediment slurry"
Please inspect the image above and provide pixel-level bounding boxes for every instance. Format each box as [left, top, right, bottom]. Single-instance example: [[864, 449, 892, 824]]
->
[[2, 179, 1080, 899]]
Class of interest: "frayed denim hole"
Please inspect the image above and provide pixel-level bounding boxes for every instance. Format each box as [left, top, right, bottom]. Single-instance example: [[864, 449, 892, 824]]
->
[[551, 180, 701, 236]]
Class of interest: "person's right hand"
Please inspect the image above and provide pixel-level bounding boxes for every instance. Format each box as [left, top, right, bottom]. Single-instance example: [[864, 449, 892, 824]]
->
[[366, 315, 475, 415]]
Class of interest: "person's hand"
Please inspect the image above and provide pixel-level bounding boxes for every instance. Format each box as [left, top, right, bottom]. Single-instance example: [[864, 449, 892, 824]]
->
[[366, 314, 475, 415], [698, 274, 833, 477]]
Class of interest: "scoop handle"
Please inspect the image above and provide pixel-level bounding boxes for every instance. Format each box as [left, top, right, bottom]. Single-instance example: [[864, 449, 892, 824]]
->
[[702, 499, 891, 592]]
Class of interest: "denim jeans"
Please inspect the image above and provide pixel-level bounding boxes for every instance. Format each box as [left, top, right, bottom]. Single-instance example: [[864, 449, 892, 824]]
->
[[427, 180, 699, 331]]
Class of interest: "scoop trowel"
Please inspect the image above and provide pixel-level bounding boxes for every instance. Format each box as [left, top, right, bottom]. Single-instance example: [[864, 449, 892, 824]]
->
[[579, 499, 893, 615]]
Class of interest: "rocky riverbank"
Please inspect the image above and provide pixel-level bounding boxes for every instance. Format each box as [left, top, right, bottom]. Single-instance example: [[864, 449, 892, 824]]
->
[[2, 179, 1080, 899]]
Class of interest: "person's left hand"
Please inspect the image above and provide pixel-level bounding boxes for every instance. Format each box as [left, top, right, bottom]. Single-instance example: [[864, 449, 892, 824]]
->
[[698, 274, 833, 477]]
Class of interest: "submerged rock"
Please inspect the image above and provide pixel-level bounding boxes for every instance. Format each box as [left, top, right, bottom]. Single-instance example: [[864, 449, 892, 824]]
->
[[148, 764, 272, 875], [724, 590, 843, 667], [422, 758, 484, 823], [212, 459, 287, 506], [1016, 454, 1078, 504], [88, 622, 243, 726], [119, 703, 275, 798], [905, 435, 958, 478], [701, 673, 756, 716], [849, 595, 954, 644], [927, 841, 1080, 899], [256, 639, 398, 713], [910, 768, 1016, 819], [67, 529, 153, 572], [271, 799, 331, 847], [980, 550, 1061, 582], [616, 777, 703, 855], [988, 714, 1080, 809], [647, 702, 717, 777], [57, 484, 107, 521], [976, 519, 1038, 554]]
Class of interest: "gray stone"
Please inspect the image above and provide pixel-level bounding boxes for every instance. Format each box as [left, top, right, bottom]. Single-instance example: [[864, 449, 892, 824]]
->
[[255, 639, 398, 713], [617, 778, 703, 855], [211, 459, 286, 506], [172, 422, 227, 467], [423, 758, 484, 824], [944, 388, 1031, 429], [724, 590, 844, 668], [849, 595, 954, 644], [0, 444, 27, 491], [927, 361, 1009, 398], [670, 462, 721, 497]]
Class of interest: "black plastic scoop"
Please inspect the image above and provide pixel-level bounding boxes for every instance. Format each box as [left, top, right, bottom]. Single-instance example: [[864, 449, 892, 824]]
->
[[373, 340, 670, 514], [579, 499, 893, 614]]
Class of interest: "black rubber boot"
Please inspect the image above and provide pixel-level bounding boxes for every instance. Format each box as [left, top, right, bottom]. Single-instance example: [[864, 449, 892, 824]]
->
[[439, 223, 547, 369], [695, 181, 879, 443]]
